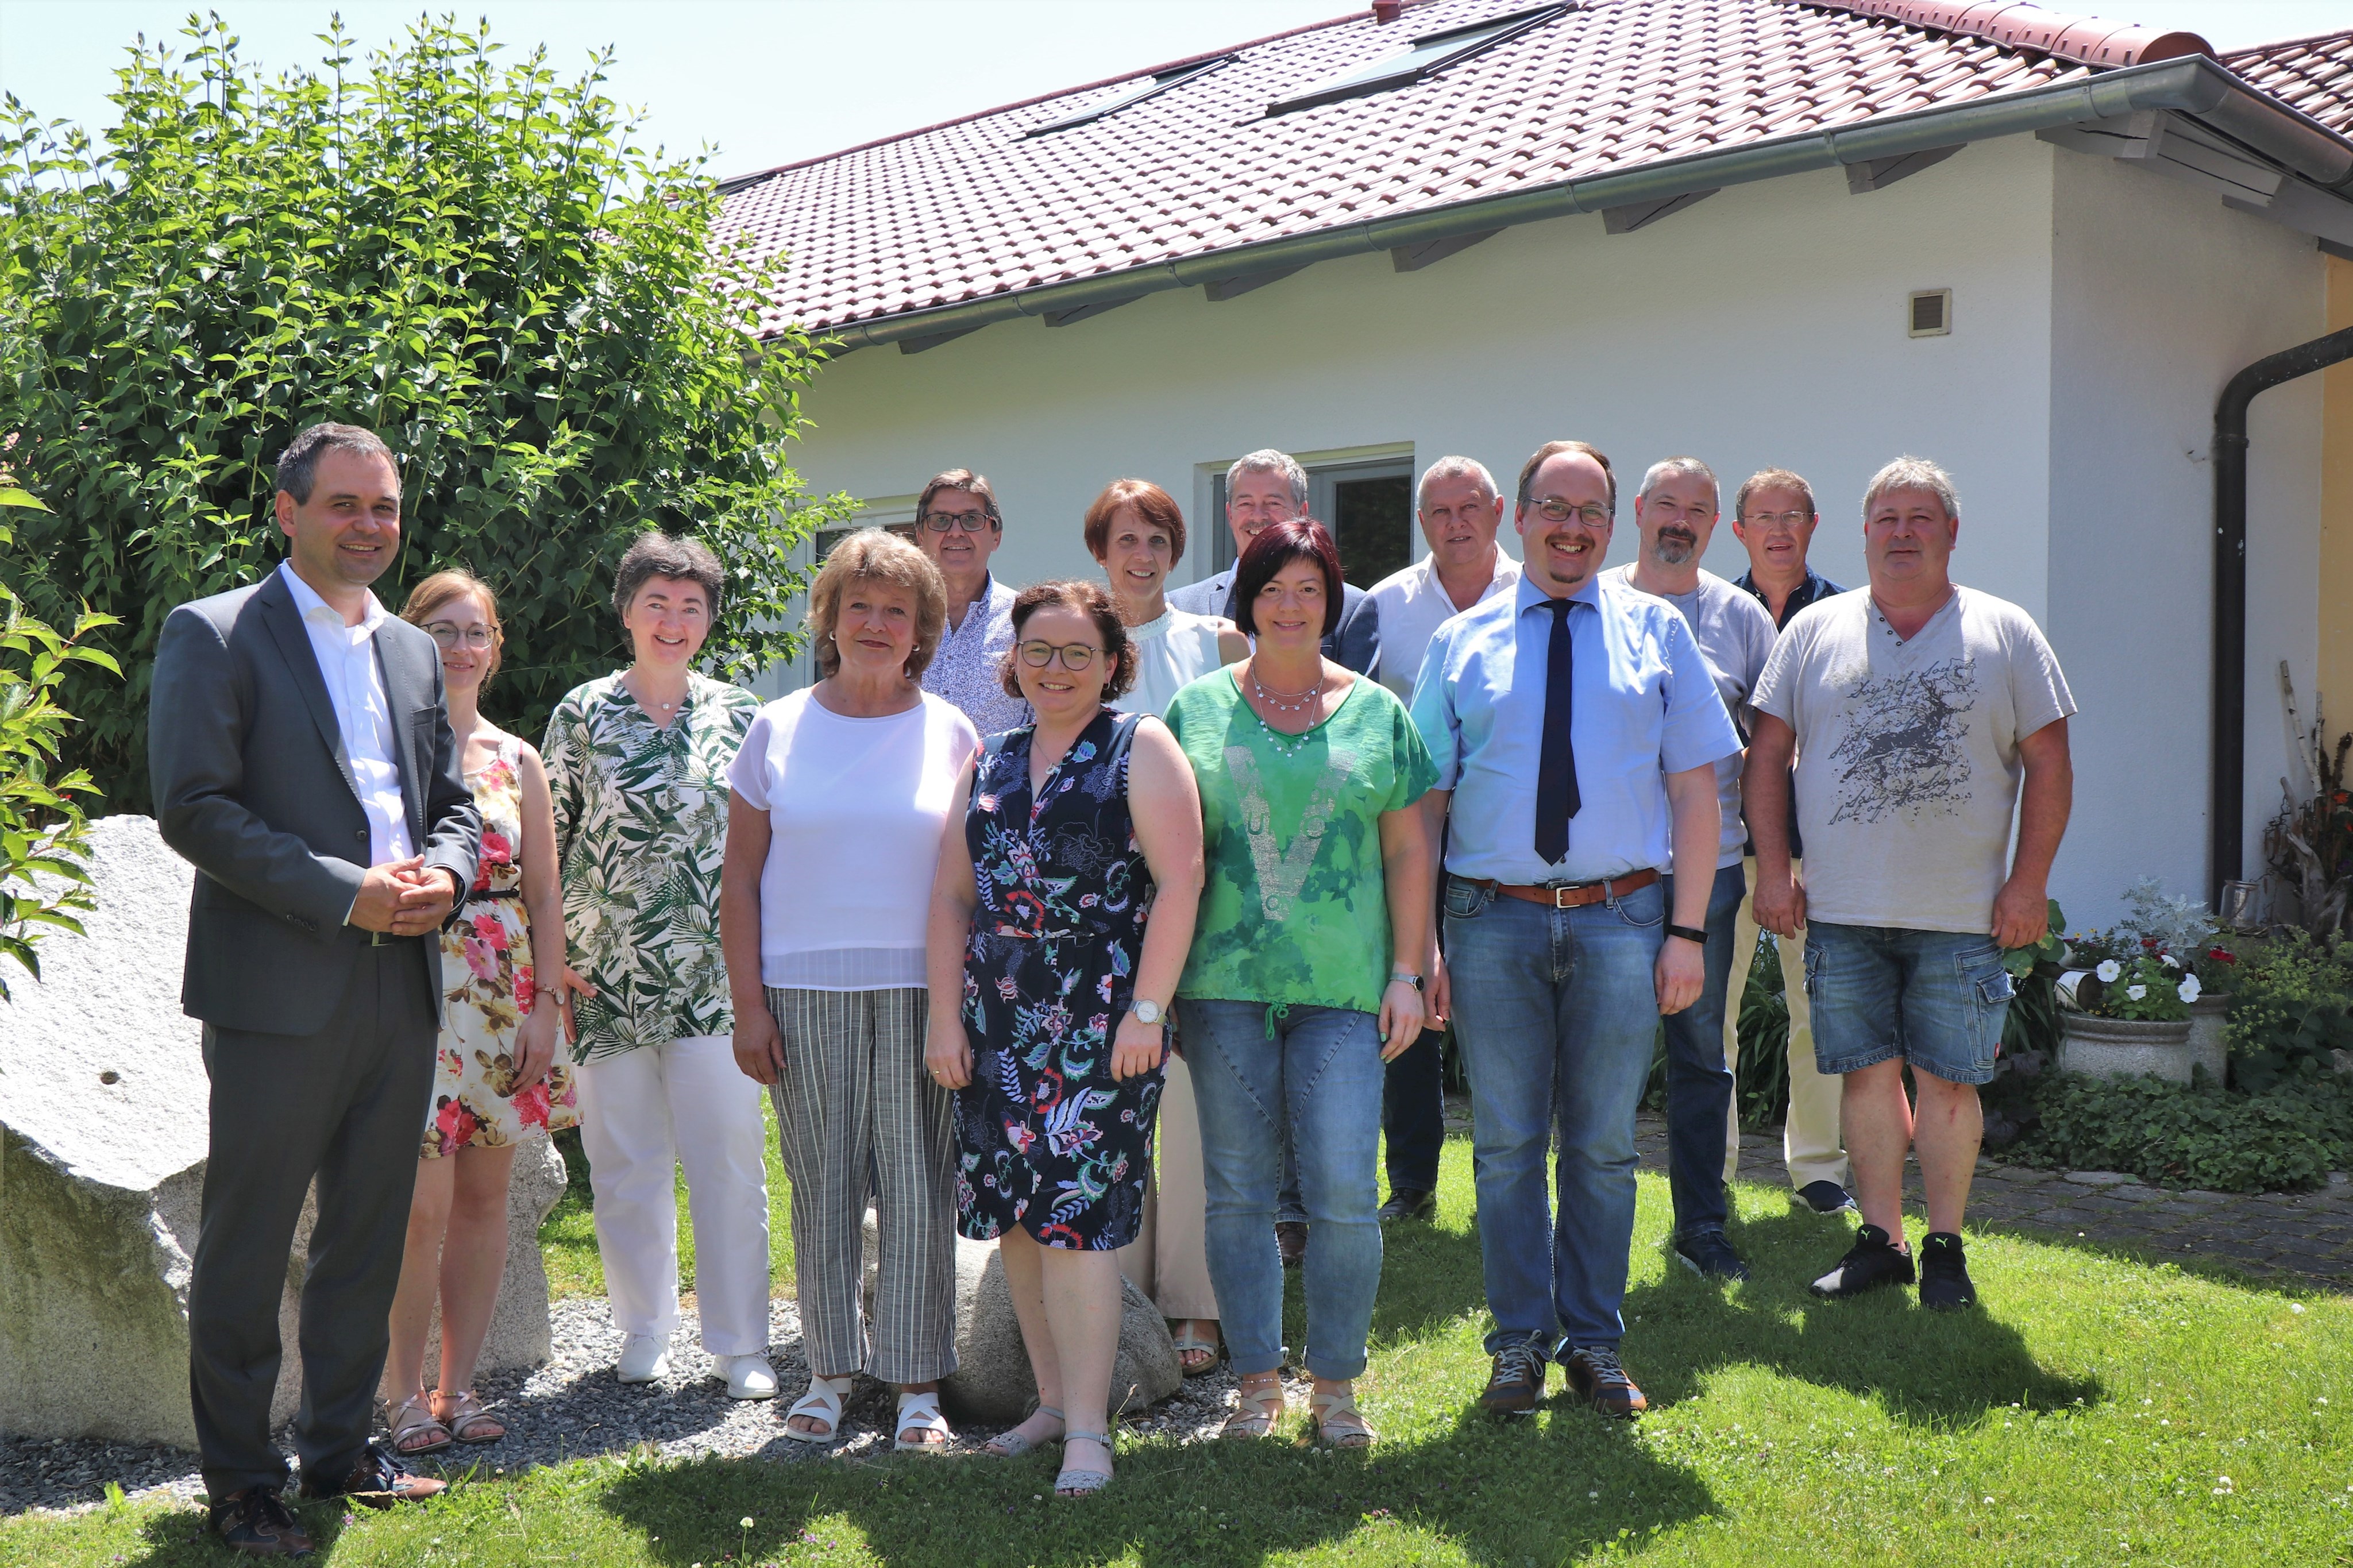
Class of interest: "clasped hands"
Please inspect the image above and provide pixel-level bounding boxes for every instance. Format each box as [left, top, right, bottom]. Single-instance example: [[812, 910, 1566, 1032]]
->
[[349, 855, 461, 937]]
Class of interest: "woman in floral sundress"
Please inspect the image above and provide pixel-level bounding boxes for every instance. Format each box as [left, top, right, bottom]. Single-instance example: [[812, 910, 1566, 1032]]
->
[[382, 570, 584, 1458]]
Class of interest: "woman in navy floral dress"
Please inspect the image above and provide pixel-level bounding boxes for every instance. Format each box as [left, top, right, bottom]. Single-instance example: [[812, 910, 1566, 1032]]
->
[[928, 580, 1202, 1498]]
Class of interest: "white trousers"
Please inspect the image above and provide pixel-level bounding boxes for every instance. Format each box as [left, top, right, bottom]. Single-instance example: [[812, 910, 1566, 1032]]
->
[[574, 1034, 772, 1356], [1725, 858, 1849, 1191]]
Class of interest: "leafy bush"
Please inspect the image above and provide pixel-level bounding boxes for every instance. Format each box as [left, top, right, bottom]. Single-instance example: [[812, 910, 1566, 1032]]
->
[[2224, 932, 2353, 1095], [0, 16, 852, 812], [2022, 1072, 2347, 1193], [0, 477, 119, 998]]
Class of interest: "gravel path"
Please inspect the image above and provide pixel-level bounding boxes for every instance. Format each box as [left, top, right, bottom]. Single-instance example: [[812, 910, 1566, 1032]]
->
[[2, 1297, 1249, 1518]]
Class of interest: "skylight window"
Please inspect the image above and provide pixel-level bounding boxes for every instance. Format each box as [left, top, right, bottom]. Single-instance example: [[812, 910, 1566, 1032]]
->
[[1025, 56, 1235, 137], [1266, 5, 1567, 117]]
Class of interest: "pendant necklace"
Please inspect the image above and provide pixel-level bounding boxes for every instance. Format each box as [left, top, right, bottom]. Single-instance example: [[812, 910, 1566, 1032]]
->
[[1247, 666, 1324, 755]]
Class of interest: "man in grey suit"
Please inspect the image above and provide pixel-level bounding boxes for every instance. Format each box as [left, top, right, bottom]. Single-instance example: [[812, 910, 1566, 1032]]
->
[[149, 423, 481, 1557], [1168, 449, 1380, 677]]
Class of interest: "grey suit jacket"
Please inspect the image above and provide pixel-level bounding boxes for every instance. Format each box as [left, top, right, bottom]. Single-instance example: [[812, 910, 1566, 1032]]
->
[[148, 569, 482, 1036], [1167, 569, 1380, 675]]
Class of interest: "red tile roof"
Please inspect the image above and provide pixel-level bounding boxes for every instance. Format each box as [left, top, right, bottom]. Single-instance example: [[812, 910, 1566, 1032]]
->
[[2224, 26, 2353, 138], [715, 1, 2341, 341]]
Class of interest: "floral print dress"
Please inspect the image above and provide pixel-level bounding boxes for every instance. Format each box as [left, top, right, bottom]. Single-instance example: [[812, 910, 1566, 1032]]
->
[[954, 710, 1161, 1250], [423, 735, 580, 1157]]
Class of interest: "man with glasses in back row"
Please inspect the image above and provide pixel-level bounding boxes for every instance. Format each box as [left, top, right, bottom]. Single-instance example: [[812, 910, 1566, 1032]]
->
[[1412, 439, 1738, 1420], [1726, 469, 1856, 1219], [913, 468, 1031, 737]]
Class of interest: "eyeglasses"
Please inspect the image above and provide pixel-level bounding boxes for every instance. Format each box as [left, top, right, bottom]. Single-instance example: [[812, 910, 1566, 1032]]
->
[[922, 510, 997, 534], [1740, 510, 1813, 532], [1529, 498, 1611, 528], [425, 623, 496, 651], [1017, 640, 1100, 672]]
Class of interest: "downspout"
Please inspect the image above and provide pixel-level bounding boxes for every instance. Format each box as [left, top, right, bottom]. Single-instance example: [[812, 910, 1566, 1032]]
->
[[2211, 321, 2353, 904]]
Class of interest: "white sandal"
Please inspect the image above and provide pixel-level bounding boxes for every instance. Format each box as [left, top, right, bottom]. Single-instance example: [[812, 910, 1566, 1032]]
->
[[893, 1388, 952, 1453], [781, 1374, 853, 1445]]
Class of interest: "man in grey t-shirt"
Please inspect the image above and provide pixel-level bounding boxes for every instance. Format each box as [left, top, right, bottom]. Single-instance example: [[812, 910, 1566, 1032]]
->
[[1604, 457, 1777, 1284], [1746, 457, 2074, 1312]]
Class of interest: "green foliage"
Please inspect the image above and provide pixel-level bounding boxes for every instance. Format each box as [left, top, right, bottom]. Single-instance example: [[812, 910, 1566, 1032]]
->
[[0, 482, 121, 1000], [0, 14, 853, 812], [2224, 931, 2353, 1095], [1733, 929, 1792, 1129], [2000, 897, 2066, 979], [2023, 1071, 2348, 1192]]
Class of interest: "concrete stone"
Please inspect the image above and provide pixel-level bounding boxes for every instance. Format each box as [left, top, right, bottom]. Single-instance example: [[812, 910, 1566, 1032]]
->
[[2058, 1014, 2197, 1084], [2064, 1171, 2133, 1187], [420, 1137, 569, 1389], [2186, 995, 2229, 1087], [936, 1236, 1181, 1426], [0, 816, 557, 1448]]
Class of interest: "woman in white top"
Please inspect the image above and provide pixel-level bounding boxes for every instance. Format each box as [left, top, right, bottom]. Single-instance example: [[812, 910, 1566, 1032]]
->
[[1084, 480, 1245, 1376], [720, 530, 979, 1453]]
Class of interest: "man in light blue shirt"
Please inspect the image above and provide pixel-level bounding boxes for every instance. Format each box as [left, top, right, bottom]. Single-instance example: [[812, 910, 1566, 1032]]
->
[[1410, 439, 1738, 1421]]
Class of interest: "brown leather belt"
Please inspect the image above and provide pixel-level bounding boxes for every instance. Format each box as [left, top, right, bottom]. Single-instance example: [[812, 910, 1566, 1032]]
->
[[1471, 868, 1660, 910]]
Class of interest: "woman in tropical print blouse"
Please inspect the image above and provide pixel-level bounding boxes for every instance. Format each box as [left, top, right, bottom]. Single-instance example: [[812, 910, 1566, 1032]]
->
[[543, 534, 774, 1402]]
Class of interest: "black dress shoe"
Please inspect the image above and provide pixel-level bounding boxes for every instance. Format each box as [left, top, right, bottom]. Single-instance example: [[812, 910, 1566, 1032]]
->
[[298, 1440, 448, 1509], [1378, 1188, 1436, 1223], [1275, 1220, 1308, 1268], [208, 1488, 314, 1557]]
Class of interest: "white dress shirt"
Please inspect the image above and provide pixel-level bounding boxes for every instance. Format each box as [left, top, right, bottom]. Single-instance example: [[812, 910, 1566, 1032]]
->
[[1361, 550, 1521, 699], [278, 561, 413, 871]]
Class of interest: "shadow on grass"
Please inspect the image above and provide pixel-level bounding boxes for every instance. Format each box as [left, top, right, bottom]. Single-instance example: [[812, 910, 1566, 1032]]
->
[[600, 1404, 1715, 1568], [1623, 1210, 2104, 1423]]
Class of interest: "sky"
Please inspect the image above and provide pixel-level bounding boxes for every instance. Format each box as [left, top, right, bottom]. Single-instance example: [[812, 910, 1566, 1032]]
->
[[1, 0, 2346, 183]]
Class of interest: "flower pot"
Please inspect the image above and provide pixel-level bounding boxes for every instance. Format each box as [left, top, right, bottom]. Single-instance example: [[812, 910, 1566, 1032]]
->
[[2186, 993, 2231, 1089], [2058, 1012, 2196, 1083]]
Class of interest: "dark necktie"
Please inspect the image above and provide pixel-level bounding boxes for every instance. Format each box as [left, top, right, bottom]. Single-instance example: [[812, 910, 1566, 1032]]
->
[[1534, 596, 1581, 864]]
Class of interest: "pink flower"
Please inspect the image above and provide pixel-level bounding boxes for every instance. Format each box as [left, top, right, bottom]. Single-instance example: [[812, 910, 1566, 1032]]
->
[[434, 1096, 478, 1149], [513, 1083, 551, 1128], [514, 964, 537, 1013], [480, 829, 513, 868], [461, 935, 499, 982], [470, 913, 510, 952]]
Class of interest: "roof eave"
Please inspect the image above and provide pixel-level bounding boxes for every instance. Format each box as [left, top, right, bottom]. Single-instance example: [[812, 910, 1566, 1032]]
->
[[775, 52, 2352, 351]]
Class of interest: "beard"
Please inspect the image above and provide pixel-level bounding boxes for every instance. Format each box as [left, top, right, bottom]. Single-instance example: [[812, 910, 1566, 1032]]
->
[[1654, 528, 1697, 565]]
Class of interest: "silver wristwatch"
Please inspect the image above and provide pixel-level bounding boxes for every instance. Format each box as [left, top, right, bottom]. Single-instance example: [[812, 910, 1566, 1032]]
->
[[1131, 998, 1163, 1026]]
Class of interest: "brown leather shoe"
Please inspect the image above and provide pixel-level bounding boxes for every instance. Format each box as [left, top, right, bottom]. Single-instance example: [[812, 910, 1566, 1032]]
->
[[298, 1440, 447, 1509], [1275, 1221, 1307, 1268], [208, 1488, 315, 1557], [1562, 1345, 1648, 1418], [1479, 1340, 1548, 1415]]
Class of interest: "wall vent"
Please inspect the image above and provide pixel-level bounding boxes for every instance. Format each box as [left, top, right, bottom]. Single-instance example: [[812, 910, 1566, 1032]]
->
[[1908, 288, 1953, 337]]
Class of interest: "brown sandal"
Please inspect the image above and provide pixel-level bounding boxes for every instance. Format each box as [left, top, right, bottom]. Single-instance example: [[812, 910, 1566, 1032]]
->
[[435, 1389, 506, 1444], [387, 1392, 452, 1455], [1220, 1378, 1286, 1439]]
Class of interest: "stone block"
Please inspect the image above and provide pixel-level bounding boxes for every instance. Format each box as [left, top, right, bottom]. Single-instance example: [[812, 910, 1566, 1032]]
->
[[420, 1137, 569, 1389], [935, 1235, 1180, 1426], [2063, 1171, 2132, 1187], [2058, 1015, 2196, 1084]]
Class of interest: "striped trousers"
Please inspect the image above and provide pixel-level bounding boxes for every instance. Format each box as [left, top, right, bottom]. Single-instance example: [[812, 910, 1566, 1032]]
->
[[765, 986, 958, 1385]]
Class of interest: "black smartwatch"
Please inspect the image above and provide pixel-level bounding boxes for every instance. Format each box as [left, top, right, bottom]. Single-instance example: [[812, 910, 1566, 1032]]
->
[[1665, 923, 1709, 947]]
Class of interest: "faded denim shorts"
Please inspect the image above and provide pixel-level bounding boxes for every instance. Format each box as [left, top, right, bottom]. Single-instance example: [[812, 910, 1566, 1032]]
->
[[1803, 921, 2015, 1087]]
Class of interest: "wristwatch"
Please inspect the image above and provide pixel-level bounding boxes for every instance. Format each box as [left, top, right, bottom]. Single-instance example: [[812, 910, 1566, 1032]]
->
[[1131, 998, 1163, 1026], [1390, 970, 1424, 991], [1665, 924, 1709, 947]]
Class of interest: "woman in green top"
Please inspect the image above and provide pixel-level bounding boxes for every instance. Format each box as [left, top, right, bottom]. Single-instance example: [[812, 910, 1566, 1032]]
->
[[1165, 519, 1436, 1450]]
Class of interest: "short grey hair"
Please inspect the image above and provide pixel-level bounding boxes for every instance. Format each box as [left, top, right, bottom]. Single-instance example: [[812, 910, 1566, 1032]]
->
[[612, 531, 725, 621], [275, 422, 397, 504], [1226, 449, 1307, 509], [1862, 456, 1961, 521], [1416, 455, 1498, 510], [1638, 456, 1718, 508]]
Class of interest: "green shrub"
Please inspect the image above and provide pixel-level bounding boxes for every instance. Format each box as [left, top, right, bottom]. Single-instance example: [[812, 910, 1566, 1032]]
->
[[0, 16, 853, 812], [2022, 1072, 2347, 1193], [2224, 931, 2353, 1095]]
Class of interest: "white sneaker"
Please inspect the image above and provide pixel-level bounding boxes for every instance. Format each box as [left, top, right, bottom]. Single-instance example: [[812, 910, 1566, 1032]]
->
[[616, 1333, 670, 1384], [714, 1353, 778, 1400]]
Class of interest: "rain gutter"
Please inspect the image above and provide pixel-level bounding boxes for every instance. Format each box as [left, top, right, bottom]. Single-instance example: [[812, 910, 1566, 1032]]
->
[[810, 53, 2353, 352]]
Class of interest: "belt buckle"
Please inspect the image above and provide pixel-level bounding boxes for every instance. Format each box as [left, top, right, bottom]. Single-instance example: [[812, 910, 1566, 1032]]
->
[[1550, 883, 1577, 910], [368, 929, 389, 948]]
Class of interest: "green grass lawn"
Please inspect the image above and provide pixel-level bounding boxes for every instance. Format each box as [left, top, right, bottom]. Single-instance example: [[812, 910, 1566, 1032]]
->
[[11, 1135, 2352, 1566]]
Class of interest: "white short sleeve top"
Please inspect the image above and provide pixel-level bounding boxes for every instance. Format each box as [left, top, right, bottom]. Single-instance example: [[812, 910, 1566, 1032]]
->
[[727, 689, 979, 990]]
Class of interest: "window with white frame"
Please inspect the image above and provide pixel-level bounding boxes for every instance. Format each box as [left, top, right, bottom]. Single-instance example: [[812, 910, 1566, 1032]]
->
[[1211, 453, 1415, 590]]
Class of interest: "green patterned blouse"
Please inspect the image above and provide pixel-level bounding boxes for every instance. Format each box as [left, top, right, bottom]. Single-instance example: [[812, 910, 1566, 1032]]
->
[[543, 671, 759, 1062]]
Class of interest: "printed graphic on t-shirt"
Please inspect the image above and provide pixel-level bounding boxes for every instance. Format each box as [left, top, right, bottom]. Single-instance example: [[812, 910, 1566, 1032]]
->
[[1227, 746, 1351, 922], [1828, 656, 1977, 825]]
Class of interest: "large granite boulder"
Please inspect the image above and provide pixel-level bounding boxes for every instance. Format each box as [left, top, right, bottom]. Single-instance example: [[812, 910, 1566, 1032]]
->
[[418, 1137, 569, 1389], [0, 815, 559, 1447], [935, 1236, 1181, 1425]]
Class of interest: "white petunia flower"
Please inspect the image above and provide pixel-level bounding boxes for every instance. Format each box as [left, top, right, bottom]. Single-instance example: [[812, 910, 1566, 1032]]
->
[[2097, 959, 2122, 983], [2127, 984, 2147, 1001], [2161, 953, 2180, 968], [2178, 975, 2202, 1003]]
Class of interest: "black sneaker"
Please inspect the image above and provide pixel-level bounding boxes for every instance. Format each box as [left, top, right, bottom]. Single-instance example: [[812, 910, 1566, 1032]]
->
[[1808, 1223, 1915, 1298], [208, 1487, 314, 1557], [1671, 1229, 1752, 1282], [1793, 1180, 1858, 1215], [1918, 1231, 1978, 1310], [1378, 1188, 1436, 1223]]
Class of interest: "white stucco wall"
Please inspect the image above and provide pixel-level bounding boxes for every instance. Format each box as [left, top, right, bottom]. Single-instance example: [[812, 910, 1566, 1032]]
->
[[2046, 144, 2325, 928]]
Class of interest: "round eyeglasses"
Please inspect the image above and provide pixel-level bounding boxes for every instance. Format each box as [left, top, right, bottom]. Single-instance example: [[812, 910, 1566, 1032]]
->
[[1017, 640, 1100, 672], [1529, 497, 1611, 528], [922, 509, 997, 534], [425, 623, 496, 651]]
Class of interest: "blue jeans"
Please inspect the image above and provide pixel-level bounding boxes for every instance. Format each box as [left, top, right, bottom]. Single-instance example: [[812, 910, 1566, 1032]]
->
[[1444, 874, 1664, 1352], [1658, 864, 1749, 1238], [1178, 999, 1386, 1381], [1805, 922, 2013, 1087]]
